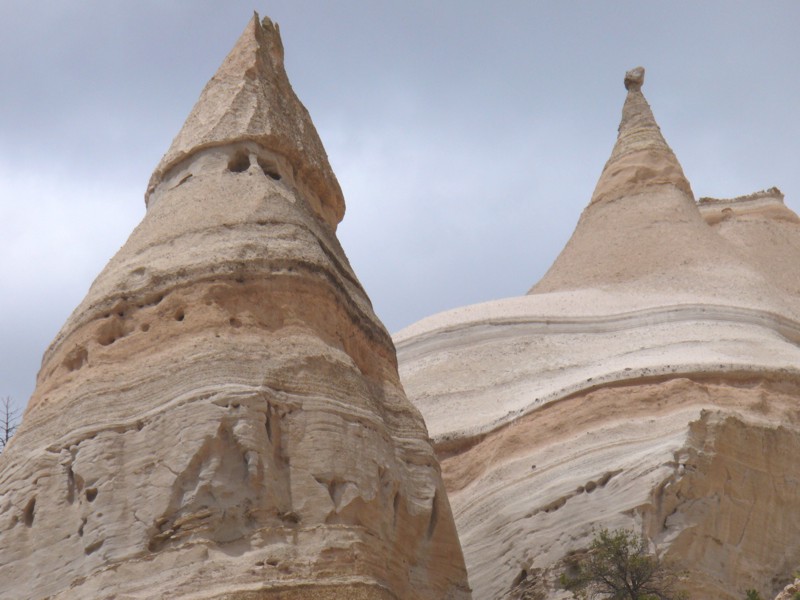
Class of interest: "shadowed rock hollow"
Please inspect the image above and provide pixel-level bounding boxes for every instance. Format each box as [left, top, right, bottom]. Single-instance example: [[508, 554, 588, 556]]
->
[[0, 14, 470, 600]]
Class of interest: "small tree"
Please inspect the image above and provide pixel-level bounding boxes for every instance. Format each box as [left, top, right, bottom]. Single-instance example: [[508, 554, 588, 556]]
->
[[562, 528, 687, 600], [0, 396, 18, 451]]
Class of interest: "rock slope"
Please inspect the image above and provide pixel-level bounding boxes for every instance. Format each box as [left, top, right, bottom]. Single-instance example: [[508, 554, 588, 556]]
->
[[396, 68, 800, 599], [0, 14, 470, 600]]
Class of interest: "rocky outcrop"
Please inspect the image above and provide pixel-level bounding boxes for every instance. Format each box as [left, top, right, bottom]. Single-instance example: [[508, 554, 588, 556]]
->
[[699, 187, 800, 299], [774, 579, 800, 600], [0, 14, 470, 600], [397, 68, 800, 599]]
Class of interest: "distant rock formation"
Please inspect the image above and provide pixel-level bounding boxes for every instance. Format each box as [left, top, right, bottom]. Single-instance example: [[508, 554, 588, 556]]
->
[[397, 68, 800, 599], [0, 14, 470, 600]]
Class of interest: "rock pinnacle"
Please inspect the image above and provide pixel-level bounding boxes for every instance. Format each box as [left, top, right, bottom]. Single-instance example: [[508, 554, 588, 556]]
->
[[590, 66, 692, 205], [0, 13, 471, 599], [146, 13, 345, 229]]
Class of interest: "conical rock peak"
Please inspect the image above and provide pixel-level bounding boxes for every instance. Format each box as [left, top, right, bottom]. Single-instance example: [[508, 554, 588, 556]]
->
[[0, 13, 470, 599], [529, 68, 780, 303], [590, 66, 692, 205], [146, 13, 345, 229]]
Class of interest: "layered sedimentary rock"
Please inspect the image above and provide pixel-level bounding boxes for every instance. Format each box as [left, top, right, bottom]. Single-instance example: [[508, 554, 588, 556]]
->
[[698, 187, 800, 299], [397, 68, 800, 599], [0, 14, 470, 600]]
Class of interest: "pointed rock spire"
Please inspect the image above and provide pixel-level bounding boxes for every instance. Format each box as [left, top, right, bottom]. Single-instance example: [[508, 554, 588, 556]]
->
[[529, 67, 778, 303], [0, 14, 470, 599], [590, 66, 693, 205], [146, 13, 345, 229]]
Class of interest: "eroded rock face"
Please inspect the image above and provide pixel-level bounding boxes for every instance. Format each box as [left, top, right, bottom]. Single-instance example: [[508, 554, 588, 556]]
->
[[396, 69, 800, 599], [774, 579, 800, 600], [0, 14, 470, 600]]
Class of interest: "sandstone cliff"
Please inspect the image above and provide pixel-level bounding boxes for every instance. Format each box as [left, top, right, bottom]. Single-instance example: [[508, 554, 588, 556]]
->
[[396, 68, 800, 599], [0, 14, 470, 600]]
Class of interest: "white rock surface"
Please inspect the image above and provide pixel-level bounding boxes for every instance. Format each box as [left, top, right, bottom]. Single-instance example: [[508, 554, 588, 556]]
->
[[0, 14, 470, 600], [397, 68, 800, 599]]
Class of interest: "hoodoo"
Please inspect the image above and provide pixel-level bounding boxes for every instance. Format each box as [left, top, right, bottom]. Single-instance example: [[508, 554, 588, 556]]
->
[[0, 14, 470, 600], [530, 66, 784, 309], [590, 66, 692, 206], [396, 68, 800, 599]]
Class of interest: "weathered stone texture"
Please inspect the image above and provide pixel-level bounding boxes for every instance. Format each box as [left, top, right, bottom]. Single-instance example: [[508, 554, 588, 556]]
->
[[397, 68, 800, 599], [0, 14, 470, 600]]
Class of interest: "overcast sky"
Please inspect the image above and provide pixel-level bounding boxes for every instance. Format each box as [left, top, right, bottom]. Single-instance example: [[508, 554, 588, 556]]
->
[[2, 1, 800, 410]]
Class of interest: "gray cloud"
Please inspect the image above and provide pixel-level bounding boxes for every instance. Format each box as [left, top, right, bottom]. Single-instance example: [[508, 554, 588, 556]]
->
[[2, 1, 800, 411]]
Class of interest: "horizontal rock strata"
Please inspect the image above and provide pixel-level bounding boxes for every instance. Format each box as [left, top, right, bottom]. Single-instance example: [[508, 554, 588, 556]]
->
[[397, 68, 800, 599], [0, 14, 470, 600]]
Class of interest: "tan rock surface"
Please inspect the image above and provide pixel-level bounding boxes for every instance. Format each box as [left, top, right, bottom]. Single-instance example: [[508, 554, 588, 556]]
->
[[397, 69, 800, 599], [146, 14, 345, 230], [530, 67, 792, 317], [590, 66, 693, 207], [699, 187, 800, 299], [774, 579, 800, 600], [0, 14, 470, 600]]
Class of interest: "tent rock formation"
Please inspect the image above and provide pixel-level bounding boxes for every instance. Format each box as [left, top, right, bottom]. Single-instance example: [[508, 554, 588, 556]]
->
[[396, 67, 800, 599], [0, 14, 470, 600]]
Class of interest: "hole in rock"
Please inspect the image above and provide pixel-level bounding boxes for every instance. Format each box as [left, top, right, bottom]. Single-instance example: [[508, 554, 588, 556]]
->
[[543, 496, 569, 513], [67, 467, 75, 503], [140, 323, 150, 332], [174, 309, 185, 322], [78, 517, 87, 536], [228, 151, 251, 173], [23, 497, 36, 527], [97, 320, 125, 346], [257, 157, 281, 180], [63, 346, 88, 372], [85, 488, 98, 502], [597, 472, 614, 487], [279, 511, 300, 524], [426, 492, 439, 540], [229, 317, 242, 328], [84, 539, 103, 555]]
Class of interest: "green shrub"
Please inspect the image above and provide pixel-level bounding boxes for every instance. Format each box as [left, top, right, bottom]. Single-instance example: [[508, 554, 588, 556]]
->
[[561, 528, 687, 599]]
